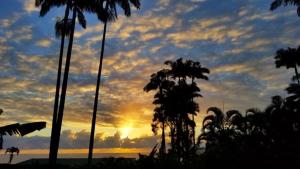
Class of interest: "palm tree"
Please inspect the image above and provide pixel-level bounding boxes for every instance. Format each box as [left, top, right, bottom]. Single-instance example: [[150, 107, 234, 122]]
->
[[286, 83, 300, 104], [188, 60, 209, 146], [34, 2, 70, 163], [201, 107, 225, 132], [165, 58, 209, 147], [270, 0, 300, 16], [51, 2, 89, 164], [144, 59, 209, 161], [5, 147, 19, 164], [144, 69, 171, 157], [88, 0, 140, 164], [274, 47, 300, 84], [35, 0, 95, 165]]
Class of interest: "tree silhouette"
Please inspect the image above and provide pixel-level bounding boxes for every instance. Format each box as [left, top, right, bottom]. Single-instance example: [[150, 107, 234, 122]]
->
[[0, 109, 46, 149], [145, 58, 209, 163], [274, 47, 300, 84], [286, 83, 300, 104], [198, 91, 300, 169], [5, 147, 19, 164], [144, 69, 172, 157], [88, 0, 140, 164], [165, 59, 208, 159], [270, 0, 300, 16], [35, 1, 71, 165], [35, 0, 96, 165]]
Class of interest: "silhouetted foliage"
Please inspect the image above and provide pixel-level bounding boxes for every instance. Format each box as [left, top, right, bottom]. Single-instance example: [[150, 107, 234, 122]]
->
[[0, 109, 46, 149], [145, 58, 209, 163], [5, 147, 20, 164], [270, 0, 300, 16], [274, 46, 300, 83], [199, 92, 300, 169]]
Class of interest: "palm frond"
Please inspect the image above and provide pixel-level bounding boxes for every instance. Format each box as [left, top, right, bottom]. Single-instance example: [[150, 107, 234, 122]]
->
[[77, 8, 87, 29], [0, 123, 21, 136], [130, 0, 141, 8], [270, 0, 283, 10], [55, 17, 73, 38], [18, 122, 46, 136]]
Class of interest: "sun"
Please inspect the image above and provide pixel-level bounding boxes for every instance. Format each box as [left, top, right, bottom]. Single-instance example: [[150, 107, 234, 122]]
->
[[120, 126, 133, 139]]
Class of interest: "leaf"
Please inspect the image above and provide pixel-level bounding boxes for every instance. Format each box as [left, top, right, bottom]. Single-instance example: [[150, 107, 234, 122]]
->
[[18, 122, 46, 136], [55, 18, 73, 38], [117, 0, 131, 16], [202, 115, 215, 127], [35, 0, 42, 7], [0, 123, 22, 136], [130, 0, 141, 9], [40, 2, 51, 17], [77, 8, 86, 29], [270, 0, 282, 10]]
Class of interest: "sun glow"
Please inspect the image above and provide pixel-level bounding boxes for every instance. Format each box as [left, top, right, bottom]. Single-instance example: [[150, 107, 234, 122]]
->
[[120, 126, 133, 139]]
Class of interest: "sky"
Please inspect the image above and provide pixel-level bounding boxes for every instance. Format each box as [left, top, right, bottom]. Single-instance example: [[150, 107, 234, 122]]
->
[[0, 0, 299, 150]]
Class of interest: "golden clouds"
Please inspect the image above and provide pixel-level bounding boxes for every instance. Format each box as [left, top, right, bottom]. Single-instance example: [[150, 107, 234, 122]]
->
[[23, 0, 39, 13], [212, 64, 253, 74], [75, 14, 177, 42], [167, 17, 252, 44], [13, 25, 33, 42], [35, 39, 52, 47]]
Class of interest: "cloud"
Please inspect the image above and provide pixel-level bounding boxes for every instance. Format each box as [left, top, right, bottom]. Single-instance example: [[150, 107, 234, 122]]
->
[[3, 130, 159, 149], [35, 39, 52, 47], [23, 0, 39, 13], [166, 16, 252, 44]]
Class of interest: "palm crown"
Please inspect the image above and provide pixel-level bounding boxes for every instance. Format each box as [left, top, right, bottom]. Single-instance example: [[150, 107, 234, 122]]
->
[[270, 0, 300, 16]]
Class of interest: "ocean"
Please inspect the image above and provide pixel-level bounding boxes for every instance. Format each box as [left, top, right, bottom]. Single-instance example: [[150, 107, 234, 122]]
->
[[0, 148, 151, 164]]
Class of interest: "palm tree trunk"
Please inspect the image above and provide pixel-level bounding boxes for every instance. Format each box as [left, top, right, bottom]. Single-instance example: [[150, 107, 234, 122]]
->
[[192, 115, 195, 147], [176, 115, 183, 161], [88, 7, 108, 165], [158, 86, 166, 157], [160, 120, 166, 156], [170, 124, 175, 152], [49, 3, 70, 164], [50, 7, 77, 166], [295, 66, 300, 84]]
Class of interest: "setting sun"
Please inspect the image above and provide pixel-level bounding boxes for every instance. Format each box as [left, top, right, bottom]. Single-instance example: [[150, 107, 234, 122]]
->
[[120, 126, 133, 139]]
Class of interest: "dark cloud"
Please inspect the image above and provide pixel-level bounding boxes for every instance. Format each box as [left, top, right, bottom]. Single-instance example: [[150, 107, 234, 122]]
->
[[3, 130, 159, 149]]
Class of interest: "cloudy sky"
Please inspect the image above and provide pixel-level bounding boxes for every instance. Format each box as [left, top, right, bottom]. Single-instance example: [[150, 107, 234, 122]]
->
[[0, 0, 299, 150]]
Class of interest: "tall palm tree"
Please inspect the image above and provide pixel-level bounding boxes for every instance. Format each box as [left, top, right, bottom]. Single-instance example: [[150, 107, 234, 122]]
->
[[270, 0, 300, 16], [35, 0, 94, 165], [88, 0, 140, 164], [188, 60, 209, 146], [165, 58, 209, 147], [144, 69, 170, 157], [35, 2, 70, 163], [274, 47, 300, 84], [51, 2, 89, 164]]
